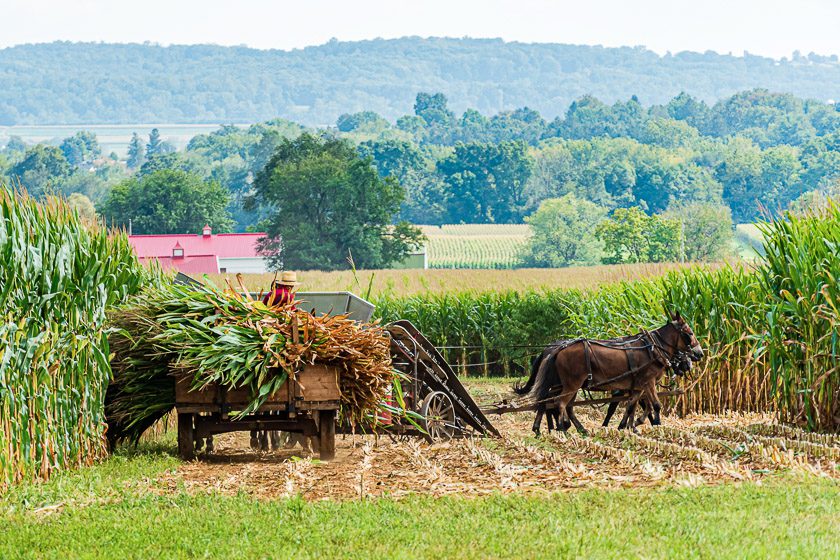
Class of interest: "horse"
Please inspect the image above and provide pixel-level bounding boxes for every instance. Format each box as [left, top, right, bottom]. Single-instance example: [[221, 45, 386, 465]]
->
[[600, 350, 694, 428], [516, 334, 694, 436], [523, 311, 703, 434]]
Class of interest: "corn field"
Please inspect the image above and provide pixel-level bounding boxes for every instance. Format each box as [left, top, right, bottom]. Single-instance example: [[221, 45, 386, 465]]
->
[[373, 266, 768, 417], [377, 207, 840, 432], [421, 224, 530, 269], [0, 189, 145, 490], [759, 207, 840, 432]]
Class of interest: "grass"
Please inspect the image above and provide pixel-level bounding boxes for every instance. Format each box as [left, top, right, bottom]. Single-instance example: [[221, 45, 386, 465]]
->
[[1, 443, 837, 559], [209, 262, 699, 297], [734, 223, 765, 259]]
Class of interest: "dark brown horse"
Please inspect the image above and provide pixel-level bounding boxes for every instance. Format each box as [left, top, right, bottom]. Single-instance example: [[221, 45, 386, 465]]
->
[[600, 350, 694, 428], [515, 335, 693, 435], [523, 312, 702, 434]]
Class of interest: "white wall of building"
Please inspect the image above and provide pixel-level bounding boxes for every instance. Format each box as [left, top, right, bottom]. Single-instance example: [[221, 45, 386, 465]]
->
[[217, 257, 269, 274]]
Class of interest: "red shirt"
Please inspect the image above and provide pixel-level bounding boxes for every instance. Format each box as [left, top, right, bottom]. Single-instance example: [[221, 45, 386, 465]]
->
[[262, 285, 296, 309]]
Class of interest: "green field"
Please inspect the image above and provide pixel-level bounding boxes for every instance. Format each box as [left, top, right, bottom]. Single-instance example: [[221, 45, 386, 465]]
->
[[421, 223, 760, 269], [734, 223, 765, 258], [2, 425, 838, 559], [421, 224, 531, 268]]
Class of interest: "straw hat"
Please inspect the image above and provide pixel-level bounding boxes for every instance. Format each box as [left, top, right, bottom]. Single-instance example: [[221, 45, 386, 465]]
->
[[276, 271, 300, 287]]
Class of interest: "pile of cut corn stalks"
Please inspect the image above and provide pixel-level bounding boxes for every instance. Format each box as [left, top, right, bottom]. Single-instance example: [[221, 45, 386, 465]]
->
[[106, 279, 394, 445]]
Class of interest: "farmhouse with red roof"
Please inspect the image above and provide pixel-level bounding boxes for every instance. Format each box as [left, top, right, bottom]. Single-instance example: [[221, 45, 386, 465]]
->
[[128, 225, 269, 274]]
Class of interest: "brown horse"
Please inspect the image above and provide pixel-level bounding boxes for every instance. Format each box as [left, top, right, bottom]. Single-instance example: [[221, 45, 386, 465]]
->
[[515, 336, 694, 435], [600, 350, 694, 428], [524, 311, 702, 434]]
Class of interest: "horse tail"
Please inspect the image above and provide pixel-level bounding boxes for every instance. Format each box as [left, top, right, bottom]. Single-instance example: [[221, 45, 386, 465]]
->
[[525, 348, 558, 403], [513, 352, 544, 395]]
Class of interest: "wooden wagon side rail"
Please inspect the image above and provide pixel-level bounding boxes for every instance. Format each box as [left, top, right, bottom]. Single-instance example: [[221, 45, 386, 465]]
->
[[175, 364, 341, 461]]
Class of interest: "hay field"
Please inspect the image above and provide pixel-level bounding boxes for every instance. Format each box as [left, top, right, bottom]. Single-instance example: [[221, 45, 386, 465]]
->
[[208, 262, 700, 297]]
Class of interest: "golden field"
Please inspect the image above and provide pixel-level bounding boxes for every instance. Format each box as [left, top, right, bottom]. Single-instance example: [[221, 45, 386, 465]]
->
[[207, 262, 707, 298]]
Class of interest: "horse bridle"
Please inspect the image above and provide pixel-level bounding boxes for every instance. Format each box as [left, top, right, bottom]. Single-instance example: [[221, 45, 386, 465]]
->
[[649, 322, 697, 366]]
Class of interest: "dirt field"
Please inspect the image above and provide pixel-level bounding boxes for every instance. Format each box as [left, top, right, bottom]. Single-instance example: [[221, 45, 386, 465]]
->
[[153, 401, 839, 501]]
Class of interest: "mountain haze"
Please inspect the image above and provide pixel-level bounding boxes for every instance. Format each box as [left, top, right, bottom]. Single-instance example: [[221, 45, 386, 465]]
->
[[1, 37, 839, 125]]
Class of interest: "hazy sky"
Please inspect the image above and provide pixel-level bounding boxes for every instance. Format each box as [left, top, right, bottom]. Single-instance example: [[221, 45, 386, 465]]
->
[[3, 0, 840, 59]]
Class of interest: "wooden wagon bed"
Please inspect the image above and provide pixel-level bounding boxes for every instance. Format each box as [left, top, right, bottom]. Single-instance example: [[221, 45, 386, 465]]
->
[[175, 364, 341, 460]]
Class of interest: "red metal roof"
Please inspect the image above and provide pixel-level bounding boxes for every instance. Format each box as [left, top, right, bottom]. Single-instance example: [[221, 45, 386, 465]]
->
[[139, 255, 220, 274], [128, 230, 266, 259]]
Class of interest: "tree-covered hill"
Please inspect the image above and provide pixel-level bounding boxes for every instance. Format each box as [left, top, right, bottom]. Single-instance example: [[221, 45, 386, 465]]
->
[[1, 38, 839, 125]]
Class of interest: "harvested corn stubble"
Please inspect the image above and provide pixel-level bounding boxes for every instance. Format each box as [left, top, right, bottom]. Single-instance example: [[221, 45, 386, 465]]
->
[[105, 281, 395, 445]]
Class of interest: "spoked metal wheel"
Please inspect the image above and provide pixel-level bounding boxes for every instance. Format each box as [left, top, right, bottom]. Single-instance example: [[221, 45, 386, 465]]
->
[[420, 391, 457, 443]]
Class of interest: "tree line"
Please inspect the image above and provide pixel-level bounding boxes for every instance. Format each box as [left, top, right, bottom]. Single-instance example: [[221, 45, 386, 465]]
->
[[1, 39, 840, 125], [1, 88, 839, 269]]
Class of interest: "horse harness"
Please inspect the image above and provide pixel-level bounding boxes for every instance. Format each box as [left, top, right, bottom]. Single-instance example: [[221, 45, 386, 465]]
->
[[578, 330, 672, 391]]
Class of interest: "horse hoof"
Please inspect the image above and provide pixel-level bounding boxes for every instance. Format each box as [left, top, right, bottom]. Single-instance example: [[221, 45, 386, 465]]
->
[[577, 429, 589, 436]]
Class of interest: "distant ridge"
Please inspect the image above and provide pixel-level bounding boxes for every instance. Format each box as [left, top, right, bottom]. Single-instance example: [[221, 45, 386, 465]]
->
[[1, 37, 838, 125]]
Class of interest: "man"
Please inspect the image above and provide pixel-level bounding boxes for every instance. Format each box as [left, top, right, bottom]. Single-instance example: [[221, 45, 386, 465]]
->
[[262, 271, 299, 309], [252, 270, 300, 452]]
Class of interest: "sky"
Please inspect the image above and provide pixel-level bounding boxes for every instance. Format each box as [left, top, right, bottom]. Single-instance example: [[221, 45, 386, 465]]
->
[[3, 0, 840, 59]]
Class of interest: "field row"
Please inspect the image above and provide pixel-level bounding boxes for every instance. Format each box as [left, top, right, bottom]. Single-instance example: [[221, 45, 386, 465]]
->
[[211, 262, 697, 297], [144, 407, 838, 501]]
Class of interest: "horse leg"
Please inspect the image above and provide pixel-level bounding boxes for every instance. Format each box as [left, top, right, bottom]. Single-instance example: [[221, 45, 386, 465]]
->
[[249, 429, 259, 450], [566, 398, 588, 436], [532, 405, 545, 437], [546, 405, 556, 433], [554, 385, 583, 433], [617, 391, 643, 431], [645, 388, 663, 426], [602, 391, 622, 427], [634, 398, 650, 427], [549, 407, 561, 432]]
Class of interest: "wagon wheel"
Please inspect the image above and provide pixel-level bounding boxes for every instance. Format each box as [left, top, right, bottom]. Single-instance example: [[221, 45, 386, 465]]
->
[[420, 391, 456, 443]]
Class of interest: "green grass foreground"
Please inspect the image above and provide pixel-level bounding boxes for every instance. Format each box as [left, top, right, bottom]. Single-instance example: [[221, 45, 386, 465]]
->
[[1, 445, 838, 559]]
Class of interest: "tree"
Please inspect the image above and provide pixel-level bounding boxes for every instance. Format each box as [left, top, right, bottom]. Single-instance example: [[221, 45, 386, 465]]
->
[[414, 92, 453, 125], [596, 206, 680, 263], [3, 136, 26, 155], [336, 111, 390, 133], [52, 170, 110, 202], [358, 139, 447, 224], [59, 131, 101, 167], [246, 133, 424, 270], [10, 145, 71, 197], [66, 192, 97, 221], [437, 141, 533, 223], [664, 203, 734, 261], [665, 92, 710, 130], [146, 128, 163, 158], [413, 92, 455, 144], [127, 132, 146, 169], [489, 107, 546, 145], [138, 152, 204, 177], [788, 179, 840, 216], [520, 194, 607, 267], [98, 169, 232, 235]]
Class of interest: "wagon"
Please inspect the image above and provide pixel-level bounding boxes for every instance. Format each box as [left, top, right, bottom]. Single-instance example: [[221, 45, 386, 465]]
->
[[171, 280, 498, 454], [386, 320, 499, 441], [175, 360, 341, 461]]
